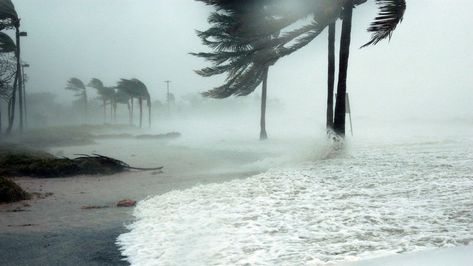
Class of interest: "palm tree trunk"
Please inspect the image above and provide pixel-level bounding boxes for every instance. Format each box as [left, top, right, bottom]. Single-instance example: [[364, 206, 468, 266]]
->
[[103, 98, 106, 123], [148, 99, 151, 128], [333, 1, 353, 137], [6, 26, 22, 134], [83, 90, 88, 124], [109, 102, 112, 123], [16, 27, 23, 132], [127, 101, 132, 125], [260, 67, 269, 140], [326, 22, 336, 131], [130, 98, 134, 125], [0, 101, 2, 134], [6, 71, 19, 134], [139, 97, 143, 128]]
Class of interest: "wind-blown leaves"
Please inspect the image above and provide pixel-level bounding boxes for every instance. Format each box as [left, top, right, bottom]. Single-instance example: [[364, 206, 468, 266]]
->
[[0, 0, 18, 30], [65, 78, 86, 92], [0, 32, 15, 53], [88, 78, 115, 99], [362, 0, 406, 48]]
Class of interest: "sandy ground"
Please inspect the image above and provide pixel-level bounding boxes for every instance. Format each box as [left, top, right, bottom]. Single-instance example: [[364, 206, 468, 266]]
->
[[0, 136, 267, 266]]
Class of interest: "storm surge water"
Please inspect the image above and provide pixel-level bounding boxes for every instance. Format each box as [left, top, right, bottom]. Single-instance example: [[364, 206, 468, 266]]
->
[[117, 123, 473, 265]]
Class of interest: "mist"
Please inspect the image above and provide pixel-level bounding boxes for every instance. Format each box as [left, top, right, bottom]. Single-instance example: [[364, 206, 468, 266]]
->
[[1, 1, 472, 265]]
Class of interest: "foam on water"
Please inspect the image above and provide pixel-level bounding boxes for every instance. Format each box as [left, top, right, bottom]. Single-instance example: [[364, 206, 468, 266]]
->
[[117, 134, 473, 265]]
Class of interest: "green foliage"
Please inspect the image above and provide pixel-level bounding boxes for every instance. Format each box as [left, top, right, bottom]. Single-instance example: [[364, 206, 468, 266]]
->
[[116, 78, 149, 99], [65, 77, 86, 92], [0, 0, 18, 30], [194, 0, 407, 98], [0, 32, 15, 53], [87, 78, 115, 99]]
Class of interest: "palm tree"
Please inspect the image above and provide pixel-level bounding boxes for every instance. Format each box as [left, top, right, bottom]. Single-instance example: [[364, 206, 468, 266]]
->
[[0, 31, 16, 134], [116, 78, 151, 128], [112, 88, 132, 123], [193, 1, 280, 140], [0, 0, 21, 134], [196, 0, 407, 138], [65, 78, 88, 123], [326, 22, 336, 131], [87, 78, 116, 123]]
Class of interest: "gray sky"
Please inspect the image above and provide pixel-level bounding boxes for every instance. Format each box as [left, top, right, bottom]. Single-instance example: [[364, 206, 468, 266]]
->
[[15, 0, 473, 121]]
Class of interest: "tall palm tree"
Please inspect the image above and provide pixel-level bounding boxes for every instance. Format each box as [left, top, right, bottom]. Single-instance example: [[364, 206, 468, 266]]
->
[[113, 88, 132, 123], [65, 78, 88, 123], [195, 0, 407, 138], [193, 0, 280, 140], [0, 0, 21, 134], [116, 78, 151, 128], [0, 31, 16, 134]]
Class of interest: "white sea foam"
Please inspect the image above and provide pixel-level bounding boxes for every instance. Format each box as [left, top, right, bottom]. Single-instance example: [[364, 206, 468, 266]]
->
[[117, 133, 473, 265]]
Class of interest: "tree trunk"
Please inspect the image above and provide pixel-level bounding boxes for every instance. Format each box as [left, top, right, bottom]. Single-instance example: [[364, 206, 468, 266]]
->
[[0, 101, 2, 134], [139, 97, 143, 128], [103, 98, 106, 123], [130, 98, 134, 125], [83, 89, 88, 124], [127, 101, 132, 125], [23, 79, 27, 129], [110, 100, 113, 122], [333, 1, 353, 137], [7, 26, 22, 134], [113, 102, 117, 123], [148, 99, 151, 128], [326, 22, 336, 131], [260, 67, 269, 140], [16, 27, 23, 132], [6, 69, 19, 134]]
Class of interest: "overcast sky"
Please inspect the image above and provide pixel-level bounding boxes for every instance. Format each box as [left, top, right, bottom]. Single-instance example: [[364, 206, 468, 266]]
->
[[13, 0, 473, 121]]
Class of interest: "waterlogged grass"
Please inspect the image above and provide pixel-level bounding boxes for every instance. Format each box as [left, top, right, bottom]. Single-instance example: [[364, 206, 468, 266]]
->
[[0, 152, 129, 178]]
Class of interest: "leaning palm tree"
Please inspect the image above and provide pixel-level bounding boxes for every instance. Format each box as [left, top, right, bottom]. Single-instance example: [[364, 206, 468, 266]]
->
[[87, 78, 116, 123], [196, 0, 407, 138], [0, 0, 21, 134], [65, 78, 88, 123], [0, 31, 15, 134], [116, 78, 151, 128], [112, 88, 132, 123], [193, 1, 280, 140]]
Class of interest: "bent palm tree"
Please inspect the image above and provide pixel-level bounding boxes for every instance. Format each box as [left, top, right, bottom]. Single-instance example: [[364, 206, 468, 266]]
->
[[196, 0, 407, 138], [87, 78, 116, 123], [193, 1, 280, 140], [0, 32, 15, 134], [65, 78, 88, 123], [0, 0, 21, 134], [116, 79, 151, 128]]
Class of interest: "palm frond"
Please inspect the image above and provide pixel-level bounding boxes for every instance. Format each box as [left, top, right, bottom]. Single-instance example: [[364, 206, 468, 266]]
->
[[0, 32, 15, 53], [65, 78, 86, 92], [362, 0, 406, 48]]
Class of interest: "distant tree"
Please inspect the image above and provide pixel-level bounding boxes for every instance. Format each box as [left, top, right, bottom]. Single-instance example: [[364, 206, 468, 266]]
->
[[116, 78, 151, 128], [112, 89, 132, 124], [65, 78, 88, 123], [87, 78, 116, 123]]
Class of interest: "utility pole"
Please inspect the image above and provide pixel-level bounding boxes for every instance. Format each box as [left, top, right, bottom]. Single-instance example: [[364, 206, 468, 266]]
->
[[164, 80, 171, 115]]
